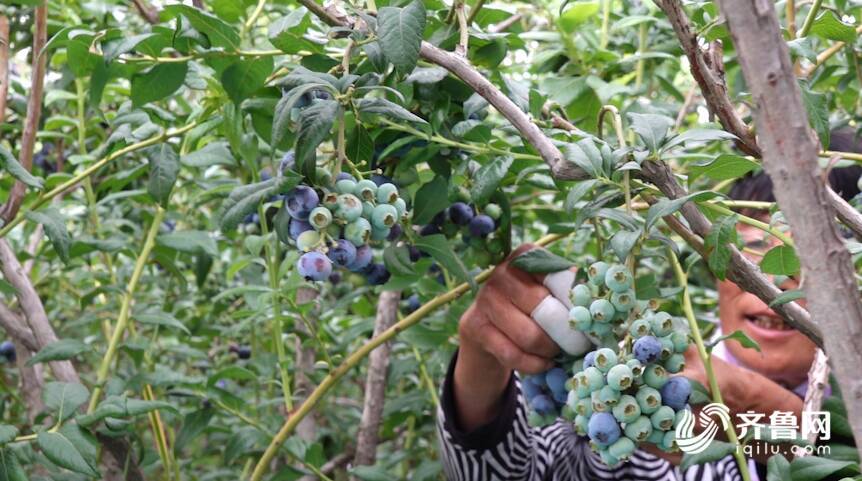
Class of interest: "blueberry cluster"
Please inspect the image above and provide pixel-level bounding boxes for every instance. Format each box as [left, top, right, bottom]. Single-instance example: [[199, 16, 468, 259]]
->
[[280, 173, 408, 285], [419, 201, 504, 267], [521, 366, 570, 425], [564, 262, 693, 466]]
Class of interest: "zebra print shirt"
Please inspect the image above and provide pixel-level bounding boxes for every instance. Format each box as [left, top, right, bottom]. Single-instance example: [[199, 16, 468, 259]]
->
[[436, 352, 756, 481]]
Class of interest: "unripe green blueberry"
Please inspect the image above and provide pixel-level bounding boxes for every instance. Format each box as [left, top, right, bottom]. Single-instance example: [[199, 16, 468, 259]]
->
[[650, 312, 674, 337], [611, 290, 637, 312], [591, 390, 608, 412], [376, 183, 399, 204], [674, 409, 688, 429], [659, 335, 674, 361], [316, 167, 332, 187], [629, 318, 651, 338], [371, 204, 398, 229], [575, 397, 593, 417], [571, 284, 592, 307], [651, 406, 676, 431], [573, 372, 591, 399], [344, 218, 372, 246], [583, 366, 605, 393], [612, 322, 629, 338], [336, 194, 363, 221], [354, 179, 378, 202], [392, 198, 407, 219], [574, 414, 589, 435], [647, 428, 665, 445], [361, 201, 374, 219], [604, 265, 633, 293], [612, 395, 641, 423], [335, 178, 357, 194], [599, 449, 621, 467], [588, 261, 610, 286], [624, 415, 653, 443], [626, 358, 645, 379], [486, 237, 504, 254], [322, 191, 339, 210], [590, 299, 615, 323], [607, 363, 634, 391], [296, 230, 320, 251], [370, 225, 391, 241], [527, 411, 544, 427], [562, 405, 577, 421], [608, 436, 636, 461], [589, 322, 612, 337], [484, 203, 502, 219], [308, 206, 332, 230], [636, 386, 662, 414], [598, 385, 620, 407], [325, 223, 341, 239], [593, 348, 617, 373], [660, 431, 677, 452], [569, 306, 592, 331], [644, 364, 669, 389], [671, 331, 689, 353], [456, 186, 471, 203], [664, 353, 686, 373]]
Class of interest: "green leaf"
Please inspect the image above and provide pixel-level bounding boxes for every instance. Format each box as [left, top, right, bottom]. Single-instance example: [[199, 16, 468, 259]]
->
[[558, 2, 600, 33], [136, 312, 190, 335], [163, 5, 240, 49], [77, 395, 179, 427], [680, 440, 737, 470], [0, 427, 18, 445], [628, 113, 673, 153], [175, 407, 215, 452], [357, 98, 427, 124], [0, 146, 44, 189], [760, 245, 801, 276], [414, 234, 475, 291], [377, 0, 427, 74], [131, 62, 188, 107], [269, 8, 320, 54], [43, 382, 90, 422], [790, 456, 860, 481], [610, 229, 641, 262], [147, 143, 180, 207], [411, 176, 449, 225], [644, 191, 720, 231], [511, 249, 574, 273], [158, 230, 219, 257], [661, 128, 737, 152], [809, 11, 857, 43], [767, 454, 791, 481], [471, 157, 513, 205], [0, 448, 27, 481], [704, 214, 739, 281], [688, 378, 711, 405], [800, 81, 830, 148], [295, 99, 341, 181], [563, 139, 603, 178], [25, 207, 71, 263], [565, 179, 599, 213], [27, 339, 89, 366], [37, 431, 99, 476], [347, 125, 374, 166], [221, 56, 274, 105], [219, 175, 300, 232], [689, 154, 759, 181], [383, 244, 416, 277], [709, 329, 761, 353], [769, 289, 805, 307], [182, 141, 236, 167], [207, 366, 257, 387], [103, 33, 159, 62]]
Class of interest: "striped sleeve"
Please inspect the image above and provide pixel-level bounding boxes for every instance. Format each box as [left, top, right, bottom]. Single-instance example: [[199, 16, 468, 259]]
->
[[436, 351, 748, 481]]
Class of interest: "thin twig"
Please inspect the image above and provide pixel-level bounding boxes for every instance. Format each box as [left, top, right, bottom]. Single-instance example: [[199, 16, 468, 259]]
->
[[490, 13, 523, 33], [798, 348, 830, 454], [0, 15, 10, 126], [131, 0, 159, 24]]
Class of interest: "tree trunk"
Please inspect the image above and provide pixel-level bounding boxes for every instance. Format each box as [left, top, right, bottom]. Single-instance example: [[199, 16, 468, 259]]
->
[[0, 15, 10, 126], [717, 0, 862, 457], [294, 287, 319, 481], [353, 290, 400, 470]]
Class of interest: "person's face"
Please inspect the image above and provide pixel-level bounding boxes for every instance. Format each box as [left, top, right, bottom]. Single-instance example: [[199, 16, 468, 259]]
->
[[717, 219, 816, 388]]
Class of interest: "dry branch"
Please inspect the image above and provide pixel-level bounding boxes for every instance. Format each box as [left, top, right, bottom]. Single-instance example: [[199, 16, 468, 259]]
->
[[717, 0, 862, 454], [2, 4, 47, 223], [131, 0, 159, 24], [353, 290, 400, 468]]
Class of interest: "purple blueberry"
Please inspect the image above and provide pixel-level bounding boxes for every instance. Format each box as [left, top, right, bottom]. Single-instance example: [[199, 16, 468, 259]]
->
[[633, 336, 663, 364], [285, 185, 320, 220], [584, 351, 597, 369], [419, 224, 440, 236], [328, 239, 357, 267], [545, 367, 568, 395], [588, 412, 621, 446], [297, 251, 332, 281], [404, 294, 421, 313], [530, 394, 555, 415], [431, 211, 447, 227], [408, 245, 422, 262], [347, 244, 373, 272], [237, 346, 251, 359], [448, 202, 475, 226], [468, 214, 495, 237], [0, 341, 15, 363], [365, 263, 390, 285], [329, 271, 342, 285], [336, 172, 355, 182], [387, 223, 403, 241], [288, 219, 313, 241], [371, 174, 395, 187], [522, 376, 543, 400], [660, 376, 692, 411]]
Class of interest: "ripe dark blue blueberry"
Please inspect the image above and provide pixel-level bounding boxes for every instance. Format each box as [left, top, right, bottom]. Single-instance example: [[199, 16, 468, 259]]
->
[[0, 341, 15, 362], [404, 294, 421, 313], [387, 223, 403, 241], [419, 224, 440, 236], [347, 244, 373, 272], [588, 412, 621, 446], [530, 394, 555, 415], [329, 271, 342, 285], [545, 367, 568, 395], [285, 186, 319, 220], [288, 219, 313, 241], [584, 350, 597, 369], [371, 174, 395, 187], [297, 252, 332, 281], [448, 202, 475, 226], [237, 346, 251, 359], [633, 335, 662, 364], [468, 214, 495, 237], [365, 263, 391, 285], [660, 376, 692, 411], [336, 172, 356, 182], [522, 376, 543, 400], [408, 245, 422, 262], [327, 239, 357, 267]]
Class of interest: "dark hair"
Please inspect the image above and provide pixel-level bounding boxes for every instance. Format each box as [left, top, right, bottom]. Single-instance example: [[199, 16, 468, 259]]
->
[[728, 128, 862, 203]]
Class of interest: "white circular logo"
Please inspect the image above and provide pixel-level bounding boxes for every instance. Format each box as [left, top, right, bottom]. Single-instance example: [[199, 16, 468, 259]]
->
[[674, 403, 732, 454]]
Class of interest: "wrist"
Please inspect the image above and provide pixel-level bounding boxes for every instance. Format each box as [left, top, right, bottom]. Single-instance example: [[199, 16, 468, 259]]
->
[[452, 342, 511, 431]]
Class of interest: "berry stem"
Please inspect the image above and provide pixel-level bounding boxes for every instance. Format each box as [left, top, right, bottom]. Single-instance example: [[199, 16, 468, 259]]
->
[[667, 248, 753, 481]]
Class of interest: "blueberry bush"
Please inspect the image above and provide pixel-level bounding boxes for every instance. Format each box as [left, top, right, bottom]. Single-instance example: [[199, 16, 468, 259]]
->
[[1, 0, 862, 480]]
